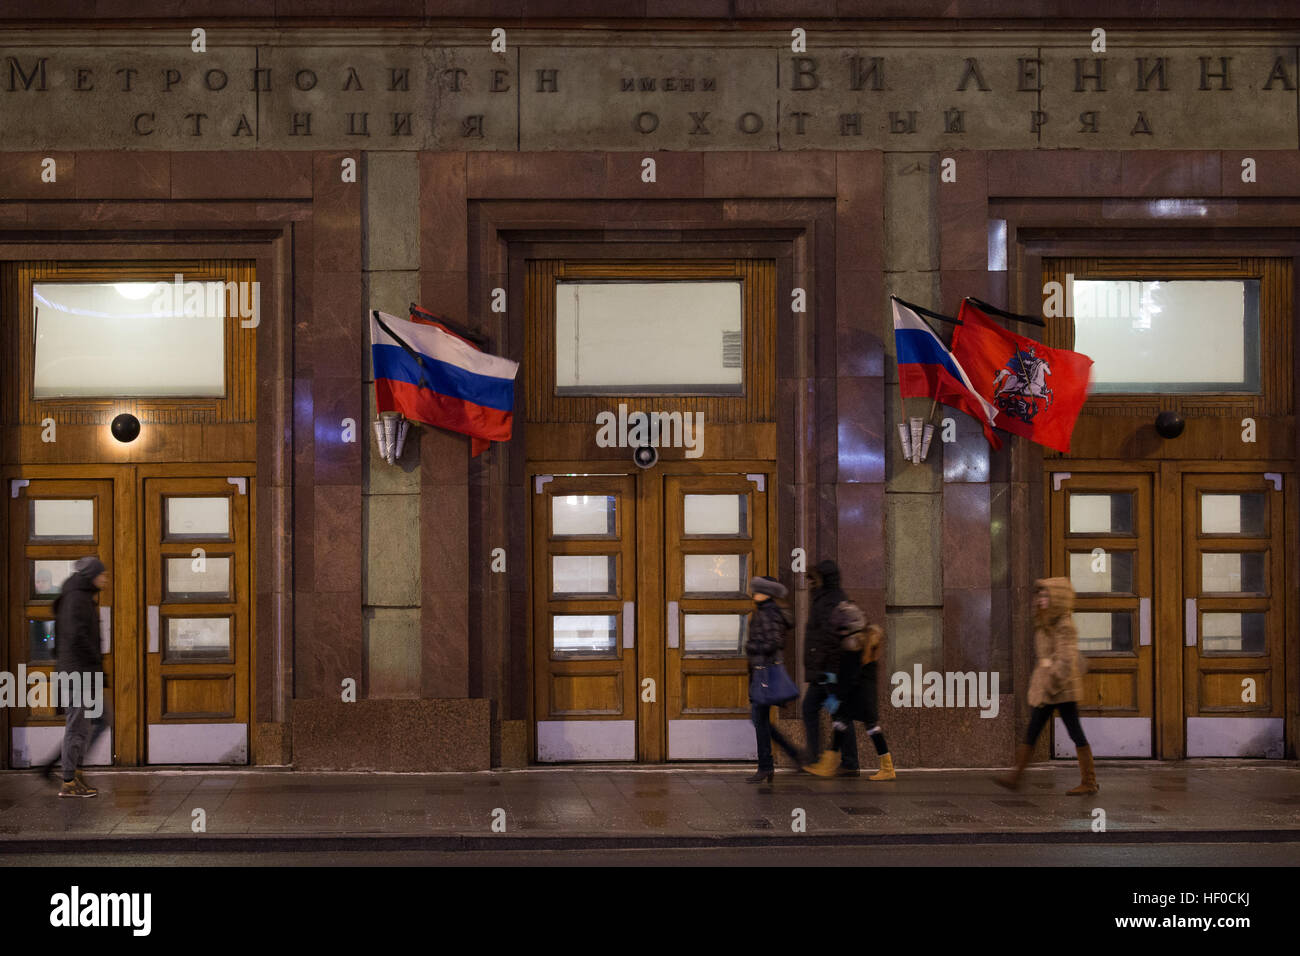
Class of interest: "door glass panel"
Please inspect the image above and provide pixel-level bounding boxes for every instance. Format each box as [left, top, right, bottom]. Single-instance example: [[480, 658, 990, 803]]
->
[[165, 497, 231, 539], [683, 494, 748, 536], [551, 555, 616, 596], [28, 620, 56, 662], [1073, 279, 1260, 394], [555, 280, 743, 394], [552, 495, 617, 537], [1201, 552, 1266, 594], [33, 280, 226, 398], [1075, 611, 1134, 653], [165, 617, 232, 660], [1068, 551, 1134, 593], [30, 559, 78, 600], [683, 554, 747, 594], [682, 613, 747, 654], [165, 557, 233, 601], [1201, 493, 1267, 535], [1068, 494, 1132, 534], [1201, 612, 1267, 654], [551, 614, 617, 656], [30, 499, 94, 540]]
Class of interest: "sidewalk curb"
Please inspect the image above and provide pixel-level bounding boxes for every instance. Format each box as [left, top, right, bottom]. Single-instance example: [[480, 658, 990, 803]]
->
[[3, 829, 1299, 854]]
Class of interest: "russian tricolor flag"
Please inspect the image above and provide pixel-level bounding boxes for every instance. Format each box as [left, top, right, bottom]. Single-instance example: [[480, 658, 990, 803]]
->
[[891, 297, 1002, 450], [370, 310, 519, 452]]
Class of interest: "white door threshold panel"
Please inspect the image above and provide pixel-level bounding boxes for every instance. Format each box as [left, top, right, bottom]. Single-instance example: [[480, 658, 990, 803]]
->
[[537, 720, 635, 762], [11, 727, 113, 768], [1054, 717, 1151, 758], [1187, 717, 1284, 758], [668, 719, 756, 760], [147, 723, 247, 764]]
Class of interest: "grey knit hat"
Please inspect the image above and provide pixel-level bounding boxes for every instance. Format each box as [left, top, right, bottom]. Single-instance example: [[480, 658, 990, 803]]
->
[[749, 576, 787, 599]]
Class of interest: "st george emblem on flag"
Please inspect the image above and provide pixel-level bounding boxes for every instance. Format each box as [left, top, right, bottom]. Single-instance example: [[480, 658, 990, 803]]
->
[[369, 310, 520, 455], [950, 299, 1093, 454]]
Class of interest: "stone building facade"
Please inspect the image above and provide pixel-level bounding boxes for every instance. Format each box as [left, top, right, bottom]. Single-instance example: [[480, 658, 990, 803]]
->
[[1, 2, 1296, 770]]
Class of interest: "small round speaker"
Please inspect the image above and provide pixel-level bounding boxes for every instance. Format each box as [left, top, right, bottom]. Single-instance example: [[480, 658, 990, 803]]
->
[[1154, 410, 1185, 439], [110, 413, 141, 443], [632, 445, 659, 469]]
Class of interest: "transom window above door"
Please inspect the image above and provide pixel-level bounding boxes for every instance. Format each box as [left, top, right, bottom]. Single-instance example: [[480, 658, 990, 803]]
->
[[33, 280, 227, 398], [1041, 256, 1290, 424], [8, 259, 257, 427], [555, 279, 743, 395], [1072, 278, 1260, 394]]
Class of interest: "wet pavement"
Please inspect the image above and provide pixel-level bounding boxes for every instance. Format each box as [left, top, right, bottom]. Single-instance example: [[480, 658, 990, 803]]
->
[[0, 761, 1297, 852]]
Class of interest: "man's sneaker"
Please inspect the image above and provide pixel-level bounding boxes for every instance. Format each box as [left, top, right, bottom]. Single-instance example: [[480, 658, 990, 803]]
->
[[73, 771, 98, 796], [837, 766, 861, 777], [57, 779, 96, 798]]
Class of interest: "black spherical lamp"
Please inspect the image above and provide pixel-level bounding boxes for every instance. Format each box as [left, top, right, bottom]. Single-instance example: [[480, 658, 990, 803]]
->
[[110, 413, 141, 443], [1154, 410, 1185, 440]]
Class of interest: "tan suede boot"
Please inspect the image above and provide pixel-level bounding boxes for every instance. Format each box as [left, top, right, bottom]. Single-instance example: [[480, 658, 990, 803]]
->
[[1067, 744, 1099, 795], [804, 750, 841, 777], [868, 753, 896, 781], [993, 743, 1033, 790]]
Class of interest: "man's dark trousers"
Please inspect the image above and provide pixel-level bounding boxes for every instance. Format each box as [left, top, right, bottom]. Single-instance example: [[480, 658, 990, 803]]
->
[[802, 681, 857, 769]]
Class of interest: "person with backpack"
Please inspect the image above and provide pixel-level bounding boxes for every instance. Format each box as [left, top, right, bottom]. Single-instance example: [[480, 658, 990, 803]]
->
[[806, 622, 897, 780], [993, 577, 1098, 795], [745, 575, 802, 784], [801, 560, 858, 774], [44, 556, 110, 797]]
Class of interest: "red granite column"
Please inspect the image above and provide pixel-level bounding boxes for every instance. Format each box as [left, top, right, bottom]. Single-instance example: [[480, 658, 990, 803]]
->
[[295, 152, 364, 699]]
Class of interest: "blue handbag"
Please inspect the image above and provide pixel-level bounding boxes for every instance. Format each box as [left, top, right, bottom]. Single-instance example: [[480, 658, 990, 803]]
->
[[750, 663, 799, 706]]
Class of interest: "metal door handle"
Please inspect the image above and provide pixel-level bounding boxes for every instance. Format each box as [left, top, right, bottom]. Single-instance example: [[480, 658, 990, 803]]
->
[[667, 601, 679, 648], [148, 605, 159, 653], [1185, 598, 1197, 647], [99, 607, 111, 654], [1139, 598, 1151, 646], [623, 602, 635, 649]]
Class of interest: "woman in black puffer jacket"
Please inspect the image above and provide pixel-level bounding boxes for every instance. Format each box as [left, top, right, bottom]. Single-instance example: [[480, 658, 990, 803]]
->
[[745, 576, 802, 783]]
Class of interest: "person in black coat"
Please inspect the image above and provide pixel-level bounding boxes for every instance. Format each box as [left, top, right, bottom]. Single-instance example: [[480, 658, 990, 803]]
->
[[47, 556, 110, 797], [745, 576, 802, 784], [806, 624, 896, 780], [800, 559, 858, 773]]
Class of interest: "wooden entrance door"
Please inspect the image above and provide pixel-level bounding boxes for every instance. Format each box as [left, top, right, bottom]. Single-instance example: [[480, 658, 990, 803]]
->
[[142, 477, 251, 764], [532, 474, 640, 761], [1048, 472, 1155, 757], [1181, 473, 1286, 757], [664, 473, 770, 760], [6, 478, 116, 768], [5, 468, 252, 767], [531, 466, 774, 762]]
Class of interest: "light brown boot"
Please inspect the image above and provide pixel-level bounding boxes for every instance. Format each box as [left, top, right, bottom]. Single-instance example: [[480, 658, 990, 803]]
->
[[868, 753, 896, 781], [993, 743, 1033, 790], [1067, 744, 1099, 795], [804, 750, 841, 777]]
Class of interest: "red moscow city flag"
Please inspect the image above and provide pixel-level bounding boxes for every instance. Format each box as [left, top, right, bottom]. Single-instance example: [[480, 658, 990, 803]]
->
[[950, 300, 1094, 454]]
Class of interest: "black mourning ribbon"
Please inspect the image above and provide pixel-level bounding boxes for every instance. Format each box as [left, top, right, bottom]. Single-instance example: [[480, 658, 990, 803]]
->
[[964, 296, 1047, 328], [373, 310, 431, 390]]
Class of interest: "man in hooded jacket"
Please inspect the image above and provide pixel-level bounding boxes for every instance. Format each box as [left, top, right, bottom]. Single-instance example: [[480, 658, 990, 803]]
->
[[801, 559, 858, 773], [47, 556, 110, 797]]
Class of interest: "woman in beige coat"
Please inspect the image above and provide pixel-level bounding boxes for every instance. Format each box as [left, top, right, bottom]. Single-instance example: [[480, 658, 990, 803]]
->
[[994, 577, 1098, 795]]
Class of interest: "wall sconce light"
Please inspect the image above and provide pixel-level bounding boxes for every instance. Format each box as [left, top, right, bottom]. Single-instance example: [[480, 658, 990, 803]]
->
[[110, 413, 141, 443], [373, 411, 410, 464], [1155, 410, 1185, 439], [897, 416, 934, 464]]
